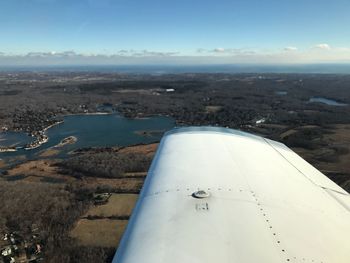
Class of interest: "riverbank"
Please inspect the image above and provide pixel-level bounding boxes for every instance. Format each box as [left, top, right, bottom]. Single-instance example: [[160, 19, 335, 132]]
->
[[0, 112, 116, 153], [0, 121, 63, 152], [2, 143, 159, 186], [0, 112, 115, 153], [134, 129, 165, 137], [37, 136, 78, 157], [0, 159, 6, 168], [0, 113, 172, 172], [43, 121, 64, 132]]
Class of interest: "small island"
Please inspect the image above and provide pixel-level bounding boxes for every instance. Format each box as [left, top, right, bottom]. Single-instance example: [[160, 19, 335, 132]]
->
[[24, 134, 49, 150], [56, 136, 78, 147]]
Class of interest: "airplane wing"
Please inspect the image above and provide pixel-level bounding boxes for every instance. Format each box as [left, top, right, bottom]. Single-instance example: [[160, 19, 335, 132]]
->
[[112, 127, 350, 263]]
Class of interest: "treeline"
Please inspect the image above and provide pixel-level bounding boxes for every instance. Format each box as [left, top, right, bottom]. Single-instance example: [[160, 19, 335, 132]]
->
[[59, 151, 152, 178], [281, 128, 327, 150], [0, 181, 115, 263], [113, 75, 350, 128]]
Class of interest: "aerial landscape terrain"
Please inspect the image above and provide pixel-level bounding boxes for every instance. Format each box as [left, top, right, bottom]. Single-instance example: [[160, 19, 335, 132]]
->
[[0, 71, 350, 262], [2, 0, 350, 261]]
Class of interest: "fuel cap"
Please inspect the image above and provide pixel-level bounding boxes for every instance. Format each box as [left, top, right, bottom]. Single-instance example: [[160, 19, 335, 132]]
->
[[192, 190, 210, 198]]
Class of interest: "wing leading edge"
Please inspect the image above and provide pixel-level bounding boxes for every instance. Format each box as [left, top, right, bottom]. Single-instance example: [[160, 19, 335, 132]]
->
[[113, 126, 350, 263]]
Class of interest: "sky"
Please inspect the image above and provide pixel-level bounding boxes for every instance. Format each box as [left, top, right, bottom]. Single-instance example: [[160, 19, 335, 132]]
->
[[1, 0, 350, 65]]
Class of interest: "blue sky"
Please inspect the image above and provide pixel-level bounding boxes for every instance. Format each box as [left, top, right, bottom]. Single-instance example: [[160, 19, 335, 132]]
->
[[1, 0, 350, 64]]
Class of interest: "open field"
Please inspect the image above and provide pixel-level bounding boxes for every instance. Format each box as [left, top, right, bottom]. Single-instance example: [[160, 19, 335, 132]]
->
[[0, 159, 5, 168], [70, 194, 138, 250], [85, 194, 138, 218], [70, 219, 128, 247], [117, 143, 158, 156], [205, 105, 222, 113], [72, 193, 138, 248], [292, 124, 350, 190], [38, 148, 61, 157], [5, 159, 72, 184], [4, 158, 147, 191]]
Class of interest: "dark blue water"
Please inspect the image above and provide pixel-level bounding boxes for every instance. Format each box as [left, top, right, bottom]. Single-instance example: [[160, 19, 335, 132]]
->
[[0, 114, 175, 165], [309, 97, 348, 106], [0, 131, 35, 148], [276, 91, 288, 95]]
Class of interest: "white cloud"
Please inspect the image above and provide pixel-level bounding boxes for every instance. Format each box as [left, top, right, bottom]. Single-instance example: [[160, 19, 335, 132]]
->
[[24, 51, 80, 58], [313, 43, 331, 50], [12, 50, 180, 59], [284, 46, 298, 51], [213, 47, 225, 53], [131, 50, 179, 57], [1, 46, 350, 65], [117, 50, 129, 54], [209, 48, 257, 56]]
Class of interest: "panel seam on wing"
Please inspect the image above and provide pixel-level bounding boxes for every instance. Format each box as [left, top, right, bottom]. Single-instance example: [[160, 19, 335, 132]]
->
[[263, 138, 319, 187]]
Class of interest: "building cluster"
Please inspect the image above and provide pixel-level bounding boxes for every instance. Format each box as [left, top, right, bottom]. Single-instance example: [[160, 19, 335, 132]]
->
[[0, 228, 43, 263], [24, 133, 48, 150], [93, 193, 112, 205]]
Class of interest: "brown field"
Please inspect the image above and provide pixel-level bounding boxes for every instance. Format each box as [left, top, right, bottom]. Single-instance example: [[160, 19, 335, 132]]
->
[[279, 129, 298, 139], [5, 158, 145, 191], [86, 194, 138, 217], [70, 219, 128, 247], [7, 159, 58, 176], [205, 105, 222, 113], [72, 194, 139, 248], [38, 148, 61, 157], [5, 154, 27, 164], [84, 177, 144, 192], [118, 143, 158, 156], [259, 123, 288, 129], [5, 159, 72, 183], [291, 124, 350, 191], [123, 171, 147, 178], [318, 124, 350, 174], [112, 88, 158, 95]]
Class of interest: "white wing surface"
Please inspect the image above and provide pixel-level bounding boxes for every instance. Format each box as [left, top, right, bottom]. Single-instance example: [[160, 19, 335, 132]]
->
[[113, 127, 350, 263]]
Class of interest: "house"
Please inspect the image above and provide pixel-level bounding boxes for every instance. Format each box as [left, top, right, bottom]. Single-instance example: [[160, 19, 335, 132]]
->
[[1, 246, 12, 257], [255, 118, 266, 124], [93, 193, 111, 205]]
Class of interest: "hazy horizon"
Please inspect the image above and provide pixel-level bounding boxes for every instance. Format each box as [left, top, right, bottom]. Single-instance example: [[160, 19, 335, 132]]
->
[[2, 63, 350, 74]]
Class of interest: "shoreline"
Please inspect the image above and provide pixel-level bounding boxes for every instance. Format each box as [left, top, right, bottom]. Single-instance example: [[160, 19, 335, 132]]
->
[[23, 120, 64, 151], [0, 120, 63, 152], [0, 112, 110, 152], [43, 120, 64, 132], [64, 111, 114, 117], [0, 111, 166, 153]]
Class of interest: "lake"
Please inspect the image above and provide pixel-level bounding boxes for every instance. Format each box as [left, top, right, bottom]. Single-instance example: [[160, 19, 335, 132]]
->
[[275, 91, 288, 95], [0, 113, 175, 165], [0, 131, 35, 148], [309, 97, 348, 106]]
